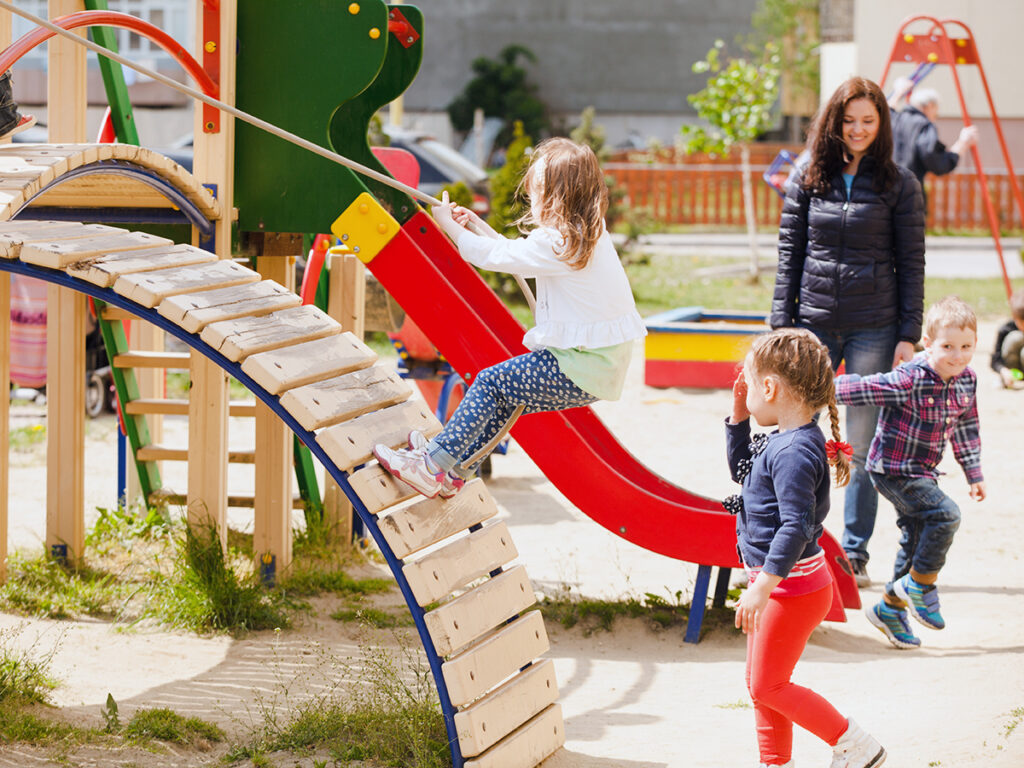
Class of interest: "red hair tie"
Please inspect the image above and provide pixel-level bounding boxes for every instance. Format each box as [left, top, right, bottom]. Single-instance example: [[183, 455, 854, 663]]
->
[[825, 440, 853, 461]]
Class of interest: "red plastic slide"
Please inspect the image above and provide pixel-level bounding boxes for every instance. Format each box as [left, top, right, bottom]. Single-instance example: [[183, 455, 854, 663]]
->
[[364, 212, 859, 617]]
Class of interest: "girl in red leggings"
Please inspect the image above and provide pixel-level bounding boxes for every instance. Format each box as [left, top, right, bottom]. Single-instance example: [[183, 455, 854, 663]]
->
[[725, 329, 886, 768]]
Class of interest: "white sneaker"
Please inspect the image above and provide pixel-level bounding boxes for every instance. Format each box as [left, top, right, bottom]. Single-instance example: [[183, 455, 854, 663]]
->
[[831, 719, 886, 768], [373, 443, 443, 498], [406, 430, 465, 499]]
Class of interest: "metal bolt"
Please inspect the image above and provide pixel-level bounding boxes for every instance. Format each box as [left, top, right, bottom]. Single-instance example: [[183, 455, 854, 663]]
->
[[353, 246, 361, 253], [341, 234, 348, 241], [406, 36, 414, 44]]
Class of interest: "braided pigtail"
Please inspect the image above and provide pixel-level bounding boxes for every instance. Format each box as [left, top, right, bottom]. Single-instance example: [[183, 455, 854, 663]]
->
[[826, 400, 851, 487]]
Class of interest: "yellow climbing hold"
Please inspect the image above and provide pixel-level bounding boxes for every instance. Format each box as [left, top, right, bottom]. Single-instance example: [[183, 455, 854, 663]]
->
[[904, 34, 915, 43], [927, 52, 939, 62], [349, 3, 360, 14], [369, 27, 381, 39]]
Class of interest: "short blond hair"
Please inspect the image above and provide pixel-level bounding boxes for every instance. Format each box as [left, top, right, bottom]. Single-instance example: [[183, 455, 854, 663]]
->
[[923, 296, 977, 338]]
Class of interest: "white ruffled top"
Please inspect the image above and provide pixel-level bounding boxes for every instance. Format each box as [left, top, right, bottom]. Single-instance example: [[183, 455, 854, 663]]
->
[[457, 227, 646, 351]]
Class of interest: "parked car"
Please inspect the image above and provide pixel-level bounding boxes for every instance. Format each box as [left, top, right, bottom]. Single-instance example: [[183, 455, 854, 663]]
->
[[383, 126, 490, 215]]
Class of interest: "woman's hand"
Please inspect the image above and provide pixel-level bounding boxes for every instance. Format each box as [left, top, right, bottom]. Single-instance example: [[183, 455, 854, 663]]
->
[[892, 340, 916, 368], [730, 369, 750, 424]]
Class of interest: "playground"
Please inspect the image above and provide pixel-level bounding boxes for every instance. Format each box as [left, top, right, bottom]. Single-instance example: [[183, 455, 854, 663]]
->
[[1, 327, 1023, 767], [0, 1, 1023, 767]]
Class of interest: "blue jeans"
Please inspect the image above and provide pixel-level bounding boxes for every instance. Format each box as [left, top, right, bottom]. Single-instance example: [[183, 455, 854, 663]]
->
[[428, 349, 597, 479], [870, 473, 961, 588], [801, 323, 898, 563]]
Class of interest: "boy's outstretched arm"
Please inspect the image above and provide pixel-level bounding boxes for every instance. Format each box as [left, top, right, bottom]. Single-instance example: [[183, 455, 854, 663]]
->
[[834, 367, 913, 407]]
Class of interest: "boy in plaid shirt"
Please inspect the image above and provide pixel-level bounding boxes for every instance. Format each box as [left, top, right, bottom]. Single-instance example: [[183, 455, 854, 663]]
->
[[835, 296, 984, 649]]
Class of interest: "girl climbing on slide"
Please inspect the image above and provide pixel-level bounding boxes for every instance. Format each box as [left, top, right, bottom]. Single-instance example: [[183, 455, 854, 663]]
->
[[374, 137, 646, 499], [725, 328, 885, 768]]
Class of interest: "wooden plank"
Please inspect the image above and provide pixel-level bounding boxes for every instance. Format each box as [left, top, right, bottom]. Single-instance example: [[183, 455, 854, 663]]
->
[[347, 463, 419, 515], [442, 611, 550, 708], [379, 479, 497, 561], [158, 279, 300, 333], [462, 704, 564, 768], [403, 521, 517, 606], [424, 565, 536, 658], [113, 350, 190, 369], [0, 157, 55, 184], [20, 231, 174, 270], [137, 445, 255, 464], [455, 660, 559, 758], [113, 260, 260, 308], [201, 305, 340, 363], [124, 399, 255, 417], [278, 364, 409, 431], [100, 305, 138, 322], [241, 332, 377, 396], [66, 243, 218, 287], [0, 222, 122, 259], [316, 400, 440, 472]]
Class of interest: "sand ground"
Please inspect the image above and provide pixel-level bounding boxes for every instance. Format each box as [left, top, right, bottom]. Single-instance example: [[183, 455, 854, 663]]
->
[[1, 320, 1022, 767]]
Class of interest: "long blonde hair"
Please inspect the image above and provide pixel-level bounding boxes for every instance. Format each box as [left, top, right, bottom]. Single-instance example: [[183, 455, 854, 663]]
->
[[749, 329, 851, 487], [515, 137, 608, 270]]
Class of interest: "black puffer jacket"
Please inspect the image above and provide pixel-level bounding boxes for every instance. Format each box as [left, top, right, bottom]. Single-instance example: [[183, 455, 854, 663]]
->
[[770, 157, 926, 343]]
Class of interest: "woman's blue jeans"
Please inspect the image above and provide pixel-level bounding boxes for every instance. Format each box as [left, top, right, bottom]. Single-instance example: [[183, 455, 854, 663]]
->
[[870, 472, 961, 584], [800, 323, 898, 564]]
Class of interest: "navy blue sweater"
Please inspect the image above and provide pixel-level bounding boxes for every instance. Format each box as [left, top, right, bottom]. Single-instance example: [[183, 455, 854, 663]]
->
[[725, 419, 831, 578]]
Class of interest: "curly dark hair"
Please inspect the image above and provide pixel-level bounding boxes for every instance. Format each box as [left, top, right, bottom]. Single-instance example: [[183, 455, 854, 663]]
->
[[803, 77, 899, 197]]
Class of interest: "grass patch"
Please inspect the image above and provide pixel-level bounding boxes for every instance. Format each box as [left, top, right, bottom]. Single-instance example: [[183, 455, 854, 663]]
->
[[0, 553, 133, 620], [231, 641, 448, 768], [0, 624, 57, 706], [329, 607, 413, 629], [8, 423, 46, 452], [145, 521, 293, 634], [539, 584, 740, 638], [622, 252, 1015, 320], [123, 707, 224, 746], [1002, 706, 1024, 738]]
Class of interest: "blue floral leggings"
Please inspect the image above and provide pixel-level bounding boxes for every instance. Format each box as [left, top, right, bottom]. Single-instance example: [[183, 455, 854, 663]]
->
[[428, 349, 596, 478]]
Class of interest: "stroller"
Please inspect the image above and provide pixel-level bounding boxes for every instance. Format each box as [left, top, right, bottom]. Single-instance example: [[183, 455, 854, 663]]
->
[[9, 273, 115, 418]]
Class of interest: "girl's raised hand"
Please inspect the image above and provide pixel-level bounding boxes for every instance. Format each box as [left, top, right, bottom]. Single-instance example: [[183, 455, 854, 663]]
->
[[731, 368, 750, 424], [431, 191, 464, 241]]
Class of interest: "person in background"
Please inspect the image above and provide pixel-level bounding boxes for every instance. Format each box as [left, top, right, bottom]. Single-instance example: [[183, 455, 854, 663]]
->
[[990, 288, 1024, 389], [771, 77, 926, 588], [892, 85, 978, 206], [0, 70, 35, 141]]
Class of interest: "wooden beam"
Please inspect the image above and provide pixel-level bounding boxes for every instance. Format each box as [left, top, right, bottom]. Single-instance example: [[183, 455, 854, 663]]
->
[[0, 0, 10, 582], [188, 0, 237, 544], [251, 233, 299, 578], [45, 0, 87, 564]]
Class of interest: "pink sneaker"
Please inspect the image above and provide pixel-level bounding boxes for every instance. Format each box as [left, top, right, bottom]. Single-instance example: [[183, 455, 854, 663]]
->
[[373, 443, 443, 498], [406, 430, 464, 499]]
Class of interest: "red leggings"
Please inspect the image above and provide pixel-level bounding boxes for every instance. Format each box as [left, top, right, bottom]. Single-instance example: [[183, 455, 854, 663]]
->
[[745, 584, 849, 765]]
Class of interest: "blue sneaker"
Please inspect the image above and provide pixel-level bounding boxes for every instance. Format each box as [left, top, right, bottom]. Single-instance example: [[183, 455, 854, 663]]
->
[[892, 575, 945, 630], [865, 601, 921, 649]]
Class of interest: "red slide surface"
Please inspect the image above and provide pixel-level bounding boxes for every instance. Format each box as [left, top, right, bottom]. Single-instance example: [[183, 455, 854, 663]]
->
[[365, 212, 859, 614]]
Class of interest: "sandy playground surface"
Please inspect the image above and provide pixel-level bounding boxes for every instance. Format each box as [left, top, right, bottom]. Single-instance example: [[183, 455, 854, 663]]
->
[[1, 319, 1023, 767]]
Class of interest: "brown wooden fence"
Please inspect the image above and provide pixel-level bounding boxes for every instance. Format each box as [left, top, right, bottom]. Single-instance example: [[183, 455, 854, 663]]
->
[[607, 148, 1024, 234]]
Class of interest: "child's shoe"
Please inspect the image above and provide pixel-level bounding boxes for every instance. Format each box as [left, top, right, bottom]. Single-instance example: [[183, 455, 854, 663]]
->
[[373, 443, 443, 498], [830, 719, 886, 768], [0, 70, 34, 141], [0, 113, 35, 142], [892, 574, 944, 629], [406, 430, 464, 499], [865, 601, 921, 649]]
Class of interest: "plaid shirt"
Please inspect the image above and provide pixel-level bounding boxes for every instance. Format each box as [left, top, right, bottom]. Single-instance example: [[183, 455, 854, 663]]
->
[[834, 353, 983, 484]]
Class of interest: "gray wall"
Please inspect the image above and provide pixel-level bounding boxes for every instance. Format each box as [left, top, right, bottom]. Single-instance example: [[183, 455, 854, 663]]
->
[[404, 0, 760, 122]]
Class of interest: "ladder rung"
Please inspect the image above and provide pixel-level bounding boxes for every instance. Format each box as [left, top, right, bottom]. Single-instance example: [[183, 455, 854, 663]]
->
[[113, 350, 191, 369], [137, 445, 256, 463], [100, 306, 139, 322], [149, 490, 306, 510], [124, 399, 257, 417]]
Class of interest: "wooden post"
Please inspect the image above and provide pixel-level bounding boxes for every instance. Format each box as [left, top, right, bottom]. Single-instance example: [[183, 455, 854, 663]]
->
[[46, 0, 87, 564], [187, 0, 236, 543], [251, 232, 299, 577], [322, 249, 365, 544]]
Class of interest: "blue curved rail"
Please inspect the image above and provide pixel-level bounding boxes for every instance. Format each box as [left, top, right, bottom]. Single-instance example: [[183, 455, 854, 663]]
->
[[0, 258, 465, 766]]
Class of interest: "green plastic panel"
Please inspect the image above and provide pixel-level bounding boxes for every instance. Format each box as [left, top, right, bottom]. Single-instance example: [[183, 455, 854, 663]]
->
[[234, 0, 396, 234]]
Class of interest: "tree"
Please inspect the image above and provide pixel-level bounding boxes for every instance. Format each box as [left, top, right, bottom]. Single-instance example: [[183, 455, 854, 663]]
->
[[447, 45, 548, 148], [680, 40, 780, 281]]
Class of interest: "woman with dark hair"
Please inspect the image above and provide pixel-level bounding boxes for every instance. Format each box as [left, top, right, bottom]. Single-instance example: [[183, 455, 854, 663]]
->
[[771, 77, 926, 588]]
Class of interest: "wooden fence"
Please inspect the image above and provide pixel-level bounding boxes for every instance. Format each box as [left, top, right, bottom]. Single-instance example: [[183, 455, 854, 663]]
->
[[607, 149, 1024, 234]]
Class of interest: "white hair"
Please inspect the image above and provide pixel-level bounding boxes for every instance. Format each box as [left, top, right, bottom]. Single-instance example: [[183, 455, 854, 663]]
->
[[909, 87, 940, 110]]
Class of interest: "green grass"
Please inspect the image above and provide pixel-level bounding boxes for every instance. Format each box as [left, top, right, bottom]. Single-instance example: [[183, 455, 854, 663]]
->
[[622, 252, 1016, 320], [329, 607, 413, 629], [0, 553, 133, 620], [538, 584, 739, 639], [8, 424, 46, 452], [0, 625, 57, 706], [123, 707, 224, 746]]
